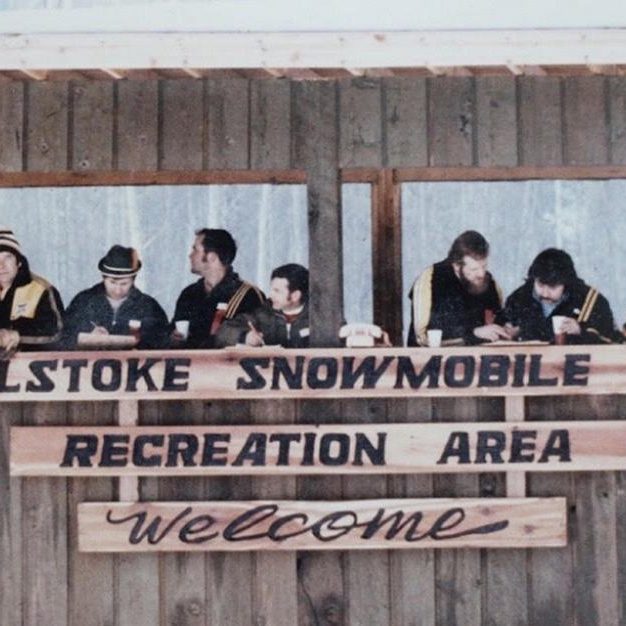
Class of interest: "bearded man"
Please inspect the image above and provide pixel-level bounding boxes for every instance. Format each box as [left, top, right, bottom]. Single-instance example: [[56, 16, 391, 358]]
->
[[407, 230, 510, 346]]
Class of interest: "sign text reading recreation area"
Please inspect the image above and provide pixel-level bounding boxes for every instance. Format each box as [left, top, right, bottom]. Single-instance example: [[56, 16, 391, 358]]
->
[[1, 345, 626, 401], [78, 498, 567, 552], [12, 421, 626, 476]]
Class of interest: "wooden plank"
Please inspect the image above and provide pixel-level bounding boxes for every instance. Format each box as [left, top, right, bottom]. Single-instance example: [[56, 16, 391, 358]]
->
[[157, 400, 207, 626], [518, 76, 563, 165], [250, 400, 298, 626], [382, 77, 427, 167], [339, 77, 383, 167], [21, 403, 68, 626], [250, 79, 291, 169], [433, 398, 482, 626], [342, 398, 390, 626], [25, 81, 68, 171], [116, 80, 158, 170], [297, 399, 346, 626], [0, 82, 23, 171], [160, 79, 204, 170], [563, 76, 609, 165], [527, 396, 575, 625], [305, 81, 344, 347], [0, 404, 22, 626], [1, 346, 626, 401], [387, 397, 435, 626], [13, 419, 626, 477], [371, 169, 403, 345], [204, 399, 254, 626], [206, 78, 250, 169], [608, 77, 626, 164], [505, 396, 526, 496], [67, 402, 116, 626], [71, 81, 114, 170], [475, 76, 518, 166], [78, 497, 566, 552], [428, 77, 474, 166]]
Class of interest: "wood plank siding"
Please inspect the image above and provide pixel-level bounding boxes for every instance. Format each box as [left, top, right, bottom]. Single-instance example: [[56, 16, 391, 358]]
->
[[0, 75, 625, 625]]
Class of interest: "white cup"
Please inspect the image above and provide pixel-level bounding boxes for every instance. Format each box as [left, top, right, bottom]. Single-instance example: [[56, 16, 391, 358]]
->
[[128, 319, 141, 331], [175, 320, 190, 339], [427, 329, 442, 348], [551, 315, 567, 345]]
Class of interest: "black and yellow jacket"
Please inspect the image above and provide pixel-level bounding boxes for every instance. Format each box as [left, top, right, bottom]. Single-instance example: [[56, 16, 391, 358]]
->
[[216, 302, 310, 348], [504, 279, 620, 344], [407, 260, 503, 346], [0, 271, 64, 350], [172, 269, 265, 349]]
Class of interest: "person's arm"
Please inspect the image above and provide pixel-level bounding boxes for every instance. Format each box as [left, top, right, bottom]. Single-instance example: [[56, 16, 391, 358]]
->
[[19, 286, 65, 349], [215, 312, 255, 348], [138, 297, 171, 349], [409, 268, 433, 346], [574, 290, 619, 344]]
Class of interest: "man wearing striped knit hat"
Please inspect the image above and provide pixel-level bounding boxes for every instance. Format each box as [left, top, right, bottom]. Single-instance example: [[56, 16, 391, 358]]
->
[[0, 227, 64, 352]]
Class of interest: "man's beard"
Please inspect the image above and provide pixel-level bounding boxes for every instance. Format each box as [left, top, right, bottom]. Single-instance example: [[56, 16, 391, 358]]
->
[[460, 274, 489, 295]]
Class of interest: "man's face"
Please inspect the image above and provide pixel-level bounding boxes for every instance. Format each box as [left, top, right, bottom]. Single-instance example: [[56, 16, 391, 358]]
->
[[0, 251, 20, 289], [454, 255, 489, 295], [189, 236, 209, 275], [269, 277, 300, 311], [103, 276, 134, 301], [533, 279, 565, 305]]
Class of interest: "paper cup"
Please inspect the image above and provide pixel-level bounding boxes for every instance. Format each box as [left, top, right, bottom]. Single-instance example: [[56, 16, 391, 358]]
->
[[175, 320, 190, 339], [128, 319, 141, 330], [427, 329, 442, 348], [551, 315, 567, 345]]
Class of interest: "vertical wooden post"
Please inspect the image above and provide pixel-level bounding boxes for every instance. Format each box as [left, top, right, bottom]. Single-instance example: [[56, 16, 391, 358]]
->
[[371, 169, 403, 345], [117, 400, 138, 502], [504, 396, 526, 497]]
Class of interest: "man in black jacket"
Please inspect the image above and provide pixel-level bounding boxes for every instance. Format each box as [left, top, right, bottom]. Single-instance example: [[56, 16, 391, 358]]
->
[[217, 263, 309, 348], [408, 230, 510, 346], [504, 248, 620, 344], [171, 229, 265, 348], [63, 245, 169, 349], [0, 227, 64, 352]]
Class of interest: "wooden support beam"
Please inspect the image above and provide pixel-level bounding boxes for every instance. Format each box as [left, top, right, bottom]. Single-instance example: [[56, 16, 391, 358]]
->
[[371, 169, 403, 345], [117, 400, 138, 502], [505, 397, 527, 497]]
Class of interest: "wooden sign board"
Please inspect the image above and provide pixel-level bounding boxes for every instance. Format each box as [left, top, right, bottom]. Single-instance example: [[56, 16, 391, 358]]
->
[[12, 421, 625, 476], [0, 345, 624, 402], [78, 497, 567, 552]]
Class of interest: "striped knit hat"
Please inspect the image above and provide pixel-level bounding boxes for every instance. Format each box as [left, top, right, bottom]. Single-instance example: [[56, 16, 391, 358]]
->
[[98, 245, 142, 278], [0, 227, 22, 257]]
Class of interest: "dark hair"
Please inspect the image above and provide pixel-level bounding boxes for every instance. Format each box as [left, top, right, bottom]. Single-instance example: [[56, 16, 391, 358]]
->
[[195, 229, 237, 266], [447, 230, 489, 264], [527, 248, 578, 288], [271, 263, 309, 303]]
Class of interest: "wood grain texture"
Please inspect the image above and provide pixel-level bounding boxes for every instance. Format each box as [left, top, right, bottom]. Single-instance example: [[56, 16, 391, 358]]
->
[[26, 81, 68, 172], [0, 82, 23, 171], [71, 81, 114, 171], [608, 77, 626, 165], [250, 79, 292, 169], [116, 80, 158, 170], [428, 77, 474, 166], [206, 78, 250, 169], [382, 77, 427, 167], [0, 403, 22, 626], [476, 76, 518, 166], [339, 77, 383, 168], [518, 76, 563, 166], [67, 402, 116, 626], [160, 79, 204, 171], [563, 76, 609, 165]]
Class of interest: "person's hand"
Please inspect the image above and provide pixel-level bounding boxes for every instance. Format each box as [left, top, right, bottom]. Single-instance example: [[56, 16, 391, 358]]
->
[[90, 325, 109, 336], [170, 330, 186, 346], [560, 317, 581, 335], [473, 324, 511, 342], [376, 330, 392, 347], [245, 321, 265, 347], [504, 323, 520, 339], [0, 329, 20, 355]]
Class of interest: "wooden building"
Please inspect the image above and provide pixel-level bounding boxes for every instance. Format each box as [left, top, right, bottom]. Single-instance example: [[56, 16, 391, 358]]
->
[[1, 6, 626, 625]]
